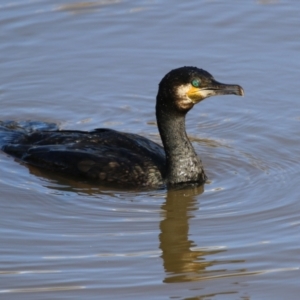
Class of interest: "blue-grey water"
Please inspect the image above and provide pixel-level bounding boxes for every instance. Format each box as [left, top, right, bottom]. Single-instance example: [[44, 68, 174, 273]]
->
[[1, 0, 300, 299]]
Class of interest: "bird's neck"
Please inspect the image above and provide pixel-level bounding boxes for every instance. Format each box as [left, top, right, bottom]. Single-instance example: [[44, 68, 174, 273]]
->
[[156, 104, 206, 187]]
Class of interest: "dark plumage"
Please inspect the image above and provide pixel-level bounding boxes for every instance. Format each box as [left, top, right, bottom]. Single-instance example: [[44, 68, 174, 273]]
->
[[0, 67, 244, 188]]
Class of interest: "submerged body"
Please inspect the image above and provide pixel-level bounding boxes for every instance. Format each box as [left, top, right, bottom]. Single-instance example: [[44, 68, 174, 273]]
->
[[0, 67, 244, 188], [0, 121, 167, 187]]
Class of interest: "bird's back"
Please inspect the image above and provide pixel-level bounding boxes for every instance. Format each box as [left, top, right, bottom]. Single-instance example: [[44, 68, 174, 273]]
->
[[0, 121, 166, 188]]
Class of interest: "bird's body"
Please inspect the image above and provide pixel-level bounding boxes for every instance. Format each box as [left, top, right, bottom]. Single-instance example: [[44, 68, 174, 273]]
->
[[0, 67, 244, 188], [0, 122, 166, 187]]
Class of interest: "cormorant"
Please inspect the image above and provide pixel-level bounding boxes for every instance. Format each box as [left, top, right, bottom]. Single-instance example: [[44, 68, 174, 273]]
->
[[0, 67, 244, 188]]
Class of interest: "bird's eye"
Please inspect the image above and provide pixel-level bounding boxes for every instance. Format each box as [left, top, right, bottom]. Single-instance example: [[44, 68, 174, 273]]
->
[[191, 78, 201, 87]]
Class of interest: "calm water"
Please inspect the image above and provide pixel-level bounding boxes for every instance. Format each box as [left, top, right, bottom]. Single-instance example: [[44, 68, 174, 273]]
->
[[1, 0, 300, 299]]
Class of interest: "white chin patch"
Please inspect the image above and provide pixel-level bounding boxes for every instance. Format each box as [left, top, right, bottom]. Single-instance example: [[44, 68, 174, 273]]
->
[[176, 84, 194, 103], [176, 84, 191, 98]]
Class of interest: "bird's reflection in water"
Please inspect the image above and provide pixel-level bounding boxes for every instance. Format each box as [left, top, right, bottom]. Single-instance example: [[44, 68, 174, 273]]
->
[[29, 165, 246, 276], [27, 164, 248, 295], [159, 186, 243, 284]]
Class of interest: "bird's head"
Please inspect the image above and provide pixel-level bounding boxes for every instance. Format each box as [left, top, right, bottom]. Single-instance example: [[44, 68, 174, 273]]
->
[[157, 66, 244, 113]]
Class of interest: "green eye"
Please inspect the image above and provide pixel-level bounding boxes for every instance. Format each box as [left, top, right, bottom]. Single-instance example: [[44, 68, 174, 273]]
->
[[191, 78, 201, 87]]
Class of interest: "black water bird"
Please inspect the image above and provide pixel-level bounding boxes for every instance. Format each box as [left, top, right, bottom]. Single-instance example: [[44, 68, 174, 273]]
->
[[0, 67, 244, 188]]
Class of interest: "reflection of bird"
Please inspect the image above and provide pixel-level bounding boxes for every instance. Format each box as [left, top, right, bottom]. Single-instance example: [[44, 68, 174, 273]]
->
[[160, 187, 245, 284], [160, 186, 222, 283], [0, 67, 243, 188]]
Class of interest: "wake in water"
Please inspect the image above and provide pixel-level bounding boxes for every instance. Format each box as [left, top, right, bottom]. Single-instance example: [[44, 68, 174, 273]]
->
[[0, 120, 58, 147]]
